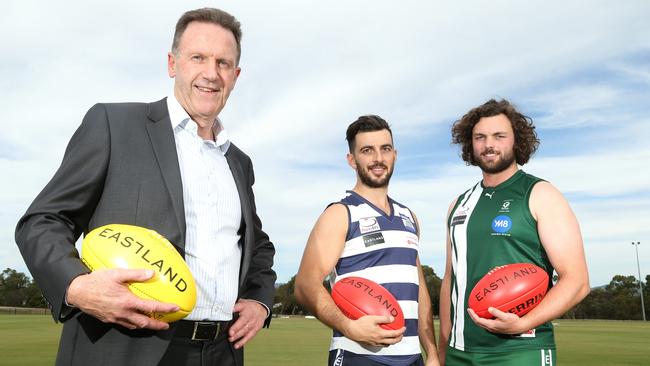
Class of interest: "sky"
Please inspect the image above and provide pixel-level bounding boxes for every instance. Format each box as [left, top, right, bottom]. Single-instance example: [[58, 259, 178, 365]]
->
[[1, 1, 649, 288]]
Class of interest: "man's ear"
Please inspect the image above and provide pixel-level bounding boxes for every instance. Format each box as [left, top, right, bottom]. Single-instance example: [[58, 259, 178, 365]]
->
[[346, 153, 357, 170], [167, 52, 177, 78]]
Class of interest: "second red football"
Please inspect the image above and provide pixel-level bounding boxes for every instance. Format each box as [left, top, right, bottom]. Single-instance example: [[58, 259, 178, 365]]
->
[[468, 263, 549, 319]]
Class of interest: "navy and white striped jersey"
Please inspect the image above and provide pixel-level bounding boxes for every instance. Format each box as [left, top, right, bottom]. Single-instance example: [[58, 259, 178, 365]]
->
[[329, 190, 421, 366]]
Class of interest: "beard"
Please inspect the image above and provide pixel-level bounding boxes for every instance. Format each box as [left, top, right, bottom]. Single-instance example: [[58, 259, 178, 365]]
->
[[357, 162, 394, 188], [476, 148, 516, 174]]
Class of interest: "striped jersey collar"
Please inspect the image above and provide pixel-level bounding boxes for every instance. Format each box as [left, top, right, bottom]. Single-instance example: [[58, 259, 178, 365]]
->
[[345, 190, 395, 219]]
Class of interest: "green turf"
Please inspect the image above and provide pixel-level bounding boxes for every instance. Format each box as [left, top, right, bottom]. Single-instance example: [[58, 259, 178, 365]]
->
[[553, 320, 650, 366], [1, 315, 649, 365], [0, 314, 62, 365], [246, 317, 331, 364]]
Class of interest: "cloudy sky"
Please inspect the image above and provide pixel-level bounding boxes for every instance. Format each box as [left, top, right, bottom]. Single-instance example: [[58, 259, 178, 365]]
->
[[2, 1, 649, 288]]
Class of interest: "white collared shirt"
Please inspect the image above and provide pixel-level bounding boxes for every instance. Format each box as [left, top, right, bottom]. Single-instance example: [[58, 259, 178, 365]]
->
[[167, 94, 242, 321]]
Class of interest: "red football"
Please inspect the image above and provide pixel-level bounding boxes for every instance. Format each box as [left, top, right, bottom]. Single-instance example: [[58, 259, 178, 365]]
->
[[468, 263, 549, 319], [331, 276, 405, 330]]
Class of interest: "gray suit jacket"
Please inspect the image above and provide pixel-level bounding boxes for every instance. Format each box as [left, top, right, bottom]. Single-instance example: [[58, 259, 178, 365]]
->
[[15, 98, 276, 366]]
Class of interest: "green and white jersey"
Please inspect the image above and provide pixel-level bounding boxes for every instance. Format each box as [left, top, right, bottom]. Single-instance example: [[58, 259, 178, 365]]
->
[[447, 170, 555, 353]]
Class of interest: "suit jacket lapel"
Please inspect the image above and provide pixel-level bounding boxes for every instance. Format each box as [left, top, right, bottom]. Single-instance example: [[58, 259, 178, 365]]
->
[[145, 98, 186, 248], [225, 151, 253, 286]]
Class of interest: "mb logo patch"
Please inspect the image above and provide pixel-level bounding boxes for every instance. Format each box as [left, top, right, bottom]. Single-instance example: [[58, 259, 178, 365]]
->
[[491, 215, 512, 234]]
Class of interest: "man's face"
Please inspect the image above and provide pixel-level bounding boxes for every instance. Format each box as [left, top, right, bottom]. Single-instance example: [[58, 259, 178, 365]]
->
[[471, 114, 516, 174], [168, 22, 240, 125], [347, 129, 396, 188]]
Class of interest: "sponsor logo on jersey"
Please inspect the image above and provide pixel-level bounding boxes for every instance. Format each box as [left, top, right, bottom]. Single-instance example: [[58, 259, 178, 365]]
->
[[491, 215, 512, 234], [400, 213, 415, 231], [363, 232, 385, 247], [485, 191, 495, 199], [499, 200, 513, 213], [451, 215, 466, 226], [451, 207, 469, 226], [359, 217, 380, 234], [406, 233, 419, 246]]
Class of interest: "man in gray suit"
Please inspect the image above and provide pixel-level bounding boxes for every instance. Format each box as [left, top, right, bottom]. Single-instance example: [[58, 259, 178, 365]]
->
[[15, 8, 276, 366]]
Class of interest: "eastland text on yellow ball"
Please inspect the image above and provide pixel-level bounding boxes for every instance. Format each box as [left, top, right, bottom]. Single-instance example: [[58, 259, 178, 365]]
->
[[96, 227, 189, 292]]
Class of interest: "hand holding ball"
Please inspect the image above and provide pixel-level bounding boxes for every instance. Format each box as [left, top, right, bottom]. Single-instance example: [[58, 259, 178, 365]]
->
[[81, 224, 196, 322], [468, 263, 549, 319], [331, 276, 404, 330]]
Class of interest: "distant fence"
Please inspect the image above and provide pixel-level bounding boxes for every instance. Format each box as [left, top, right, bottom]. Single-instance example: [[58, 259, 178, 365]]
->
[[0, 306, 51, 315]]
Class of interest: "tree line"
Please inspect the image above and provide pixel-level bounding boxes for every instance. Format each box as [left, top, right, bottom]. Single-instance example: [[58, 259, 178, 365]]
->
[[274, 266, 650, 321], [569, 274, 650, 320], [0, 268, 47, 308], [2, 267, 648, 320], [273, 265, 443, 317]]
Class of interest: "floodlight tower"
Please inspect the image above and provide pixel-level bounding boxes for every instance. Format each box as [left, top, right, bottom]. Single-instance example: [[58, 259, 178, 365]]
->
[[632, 241, 646, 321]]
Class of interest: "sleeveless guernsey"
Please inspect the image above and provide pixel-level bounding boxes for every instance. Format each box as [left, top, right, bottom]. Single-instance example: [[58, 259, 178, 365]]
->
[[329, 190, 421, 365], [447, 170, 555, 353]]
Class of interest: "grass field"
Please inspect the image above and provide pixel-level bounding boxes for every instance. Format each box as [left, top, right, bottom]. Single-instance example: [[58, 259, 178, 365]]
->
[[1, 315, 649, 365]]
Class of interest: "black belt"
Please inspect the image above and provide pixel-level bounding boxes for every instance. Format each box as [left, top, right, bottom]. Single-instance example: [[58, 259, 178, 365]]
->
[[174, 320, 232, 341]]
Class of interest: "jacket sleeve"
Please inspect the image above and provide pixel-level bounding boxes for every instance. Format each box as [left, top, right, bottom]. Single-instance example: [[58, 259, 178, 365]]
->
[[239, 156, 277, 322], [15, 103, 110, 321]]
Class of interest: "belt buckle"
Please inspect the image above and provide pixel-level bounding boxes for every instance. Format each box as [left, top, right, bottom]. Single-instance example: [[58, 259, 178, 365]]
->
[[191, 321, 221, 341]]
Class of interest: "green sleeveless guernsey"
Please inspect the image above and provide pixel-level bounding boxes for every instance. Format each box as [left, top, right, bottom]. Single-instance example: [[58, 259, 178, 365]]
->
[[447, 170, 555, 353]]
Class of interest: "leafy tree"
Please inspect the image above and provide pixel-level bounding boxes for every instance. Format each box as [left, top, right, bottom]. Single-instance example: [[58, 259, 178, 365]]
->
[[644, 275, 650, 320], [571, 275, 645, 320], [571, 287, 610, 319], [0, 268, 30, 306], [0, 268, 47, 308], [274, 275, 307, 315], [275, 267, 443, 317], [276, 272, 649, 320], [24, 281, 48, 308], [606, 275, 642, 320], [421, 265, 442, 316]]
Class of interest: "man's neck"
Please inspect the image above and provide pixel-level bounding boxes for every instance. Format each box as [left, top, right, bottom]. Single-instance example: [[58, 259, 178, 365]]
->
[[173, 89, 217, 141], [481, 164, 519, 188], [352, 184, 390, 215], [195, 122, 215, 141]]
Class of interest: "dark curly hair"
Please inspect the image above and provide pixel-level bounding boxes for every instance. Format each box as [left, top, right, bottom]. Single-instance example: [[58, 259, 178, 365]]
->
[[451, 99, 539, 166]]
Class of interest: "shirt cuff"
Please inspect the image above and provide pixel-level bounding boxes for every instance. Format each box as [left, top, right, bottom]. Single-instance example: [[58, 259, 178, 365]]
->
[[60, 289, 77, 320], [242, 298, 270, 318]]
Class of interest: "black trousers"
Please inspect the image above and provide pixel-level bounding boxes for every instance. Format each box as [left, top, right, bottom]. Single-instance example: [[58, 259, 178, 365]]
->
[[158, 325, 243, 366]]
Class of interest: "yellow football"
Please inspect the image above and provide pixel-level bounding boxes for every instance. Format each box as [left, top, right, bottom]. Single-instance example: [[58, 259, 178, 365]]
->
[[81, 224, 196, 322]]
